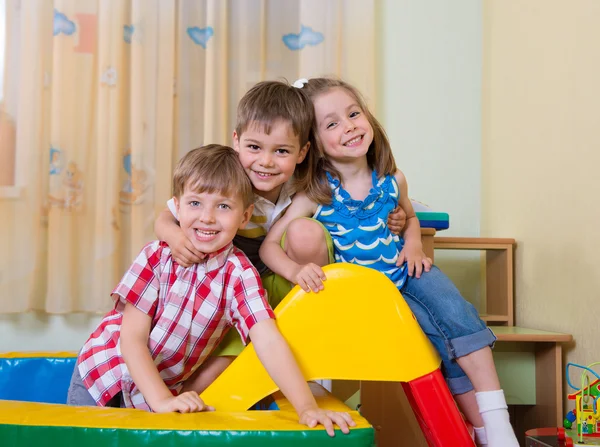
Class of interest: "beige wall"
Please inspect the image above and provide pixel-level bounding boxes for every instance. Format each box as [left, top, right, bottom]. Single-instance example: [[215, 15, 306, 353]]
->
[[482, 0, 600, 366], [377, 0, 485, 308]]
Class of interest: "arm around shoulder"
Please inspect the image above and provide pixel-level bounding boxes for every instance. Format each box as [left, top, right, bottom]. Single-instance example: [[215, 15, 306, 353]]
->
[[154, 207, 179, 241], [154, 207, 205, 267]]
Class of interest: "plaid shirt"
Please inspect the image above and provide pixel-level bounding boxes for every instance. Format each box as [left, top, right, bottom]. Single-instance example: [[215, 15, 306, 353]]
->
[[77, 241, 274, 411]]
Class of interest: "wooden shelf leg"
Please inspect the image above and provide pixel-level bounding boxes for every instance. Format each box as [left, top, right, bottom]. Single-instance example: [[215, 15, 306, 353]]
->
[[510, 342, 563, 445]]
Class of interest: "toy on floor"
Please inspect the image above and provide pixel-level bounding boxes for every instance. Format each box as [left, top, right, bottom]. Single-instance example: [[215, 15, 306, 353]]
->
[[564, 362, 600, 443], [0, 264, 475, 446], [523, 363, 600, 446]]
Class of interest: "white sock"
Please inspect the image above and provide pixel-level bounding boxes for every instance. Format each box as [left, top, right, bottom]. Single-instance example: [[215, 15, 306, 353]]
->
[[474, 426, 488, 446], [475, 390, 519, 447]]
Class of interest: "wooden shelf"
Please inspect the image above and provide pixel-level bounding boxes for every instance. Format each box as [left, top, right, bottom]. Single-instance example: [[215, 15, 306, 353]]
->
[[373, 231, 574, 446], [480, 314, 510, 323], [433, 236, 515, 326], [490, 326, 573, 343], [434, 236, 516, 248]]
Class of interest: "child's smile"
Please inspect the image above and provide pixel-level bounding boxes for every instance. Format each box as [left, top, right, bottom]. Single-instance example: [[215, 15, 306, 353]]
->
[[343, 135, 364, 147], [314, 88, 373, 162], [193, 228, 219, 242], [174, 189, 252, 255], [234, 119, 309, 203]]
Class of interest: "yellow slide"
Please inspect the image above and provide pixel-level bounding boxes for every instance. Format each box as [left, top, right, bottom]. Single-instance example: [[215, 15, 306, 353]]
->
[[201, 263, 441, 411]]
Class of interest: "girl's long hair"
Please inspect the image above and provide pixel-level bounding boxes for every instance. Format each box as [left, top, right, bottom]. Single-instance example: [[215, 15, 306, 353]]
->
[[295, 78, 397, 205]]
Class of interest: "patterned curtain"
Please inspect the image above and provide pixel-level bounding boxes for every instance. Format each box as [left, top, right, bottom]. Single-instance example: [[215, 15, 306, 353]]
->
[[0, 0, 375, 313]]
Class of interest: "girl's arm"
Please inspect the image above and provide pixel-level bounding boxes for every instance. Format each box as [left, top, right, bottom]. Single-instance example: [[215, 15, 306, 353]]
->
[[154, 208, 205, 267], [120, 303, 211, 413], [394, 170, 432, 278], [249, 319, 355, 437], [259, 193, 323, 292]]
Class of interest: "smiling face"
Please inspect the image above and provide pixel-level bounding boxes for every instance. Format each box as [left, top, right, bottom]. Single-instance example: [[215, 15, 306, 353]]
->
[[313, 87, 374, 164], [233, 119, 309, 203], [174, 186, 252, 255]]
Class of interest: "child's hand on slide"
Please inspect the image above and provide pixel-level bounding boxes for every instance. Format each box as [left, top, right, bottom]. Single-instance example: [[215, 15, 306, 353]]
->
[[293, 263, 326, 293], [397, 244, 432, 278], [167, 232, 206, 267], [153, 391, 215, 414], [387, 206, 407, 235], [299, 408, 356, 437]]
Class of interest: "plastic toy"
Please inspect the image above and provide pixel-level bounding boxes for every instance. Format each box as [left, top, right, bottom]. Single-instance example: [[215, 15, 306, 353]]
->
[[523, 363, 600, 446], [528, 363, 600, 445], [412, 199, 450, 230], [565, 362, 600, 443], [0, 264, 475, 446]]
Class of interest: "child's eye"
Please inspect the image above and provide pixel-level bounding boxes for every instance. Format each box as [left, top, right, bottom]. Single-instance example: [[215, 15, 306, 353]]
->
[[275, 148, 290, 155], [189, 200, 200, 207], [349, 111, 360, 118], [218, 203, 231, 210], [248, 144, 260, 151], [326, 122, 337, 129]]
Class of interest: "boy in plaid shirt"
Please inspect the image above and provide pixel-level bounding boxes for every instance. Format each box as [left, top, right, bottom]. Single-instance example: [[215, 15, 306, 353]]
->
[[67, 145, 354, 436]]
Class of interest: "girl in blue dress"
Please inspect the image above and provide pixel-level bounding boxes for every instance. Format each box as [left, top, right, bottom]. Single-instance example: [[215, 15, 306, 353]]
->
[[259, 78, 518, 447]]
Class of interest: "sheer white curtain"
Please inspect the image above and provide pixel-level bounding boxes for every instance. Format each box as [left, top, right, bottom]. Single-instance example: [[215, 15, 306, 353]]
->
[[0, 0, 376, 314]]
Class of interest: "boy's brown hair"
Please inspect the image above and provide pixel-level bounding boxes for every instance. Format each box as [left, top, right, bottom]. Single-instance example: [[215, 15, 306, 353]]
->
[[295, 77, 397, 205], [173, 144, 254, 208], [235, 80, 314, 148]]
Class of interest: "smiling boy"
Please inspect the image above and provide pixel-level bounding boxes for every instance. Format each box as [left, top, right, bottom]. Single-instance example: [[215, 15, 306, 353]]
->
[[154, 82, 316, 377], [68, 145, 353, 436]]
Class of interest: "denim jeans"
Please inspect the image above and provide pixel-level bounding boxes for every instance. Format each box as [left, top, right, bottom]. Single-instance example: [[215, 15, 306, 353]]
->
[[400, 265, 496, 395]]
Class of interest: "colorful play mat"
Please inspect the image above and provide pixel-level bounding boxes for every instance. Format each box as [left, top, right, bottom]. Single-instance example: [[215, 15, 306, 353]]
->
[[0, 352, 373, 446]]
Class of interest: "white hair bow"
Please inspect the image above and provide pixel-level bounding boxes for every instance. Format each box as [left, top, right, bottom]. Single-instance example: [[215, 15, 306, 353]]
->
[[292, 78, 308, 88]]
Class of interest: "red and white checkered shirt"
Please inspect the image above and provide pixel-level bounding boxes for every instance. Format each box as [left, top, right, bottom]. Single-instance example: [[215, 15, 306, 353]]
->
[[76, 241, 274, 411]]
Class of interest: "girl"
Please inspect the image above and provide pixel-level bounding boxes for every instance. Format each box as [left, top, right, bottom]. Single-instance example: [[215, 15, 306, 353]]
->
[[259, 78, 518, 447]]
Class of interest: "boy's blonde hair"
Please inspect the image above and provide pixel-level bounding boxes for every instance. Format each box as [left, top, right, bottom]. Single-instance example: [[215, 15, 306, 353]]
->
[[173, 144, 254, 209], [235, 80, 314, 148], [295, 78, 397, 205]]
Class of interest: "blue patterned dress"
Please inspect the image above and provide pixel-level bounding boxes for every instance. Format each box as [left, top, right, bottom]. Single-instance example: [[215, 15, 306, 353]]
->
[[313, 171, 408, 288], [313, 171, 497, 397]]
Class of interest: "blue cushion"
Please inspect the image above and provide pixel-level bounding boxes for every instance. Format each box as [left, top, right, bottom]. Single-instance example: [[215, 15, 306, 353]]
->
[[0, 355, 76, 404]]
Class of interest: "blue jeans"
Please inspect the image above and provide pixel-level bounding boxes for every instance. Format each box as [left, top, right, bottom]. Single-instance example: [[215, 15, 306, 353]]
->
[[400, 265, 496, 395]]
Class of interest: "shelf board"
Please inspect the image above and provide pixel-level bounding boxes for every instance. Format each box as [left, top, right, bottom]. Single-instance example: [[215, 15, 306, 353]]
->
[[490, 326, 573, 343], [481, 314, 510, 323], [434, 237, 516, 245], [434, 237, 515, 251]]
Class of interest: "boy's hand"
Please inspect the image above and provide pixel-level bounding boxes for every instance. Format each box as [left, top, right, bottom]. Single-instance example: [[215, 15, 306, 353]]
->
[[397, 243, 432, 279], [299, 408, 356, 437], [387, 206, 407, 235], [153, 391, 215, 414], [168, 232, 206, 267], [292, 263, 326, 293]]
